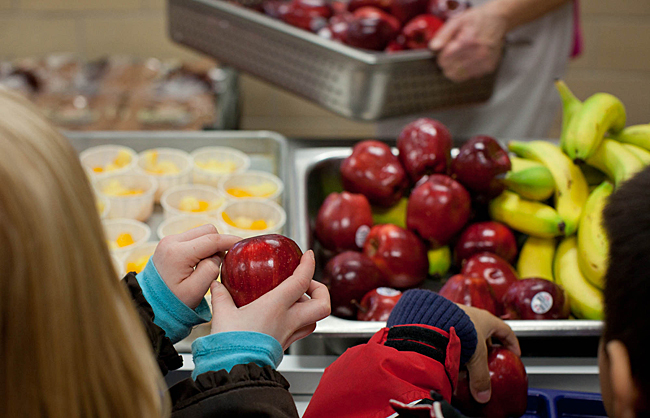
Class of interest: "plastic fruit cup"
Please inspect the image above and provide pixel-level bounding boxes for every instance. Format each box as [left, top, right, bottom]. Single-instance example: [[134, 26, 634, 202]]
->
[[95, 173, 157, 222], [191, 146, 251, 188], [102, 218, 152, 261], [160, 184, 226, 220], [157, 214, 220, 240], [123, 241, 159, 275], [217, 199, 286, 239], [111, 254, 125, 279], [219, 170, 284, 203], [79, 145, 137, 179], [136, 148, 193, 203]]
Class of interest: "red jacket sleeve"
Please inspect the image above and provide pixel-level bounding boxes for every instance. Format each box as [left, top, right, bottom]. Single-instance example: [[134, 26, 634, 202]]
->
[[303, 324, 461, 418]]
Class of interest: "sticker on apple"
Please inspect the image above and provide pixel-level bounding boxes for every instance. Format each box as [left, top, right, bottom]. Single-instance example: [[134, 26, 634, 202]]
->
[[376, 287, 401, 297], [355, 225, 371, 248], [531, 291, 553, 315]]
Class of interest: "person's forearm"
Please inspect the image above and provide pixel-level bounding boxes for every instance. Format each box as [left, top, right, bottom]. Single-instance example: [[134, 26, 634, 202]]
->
[[482, 0, 572, 32]]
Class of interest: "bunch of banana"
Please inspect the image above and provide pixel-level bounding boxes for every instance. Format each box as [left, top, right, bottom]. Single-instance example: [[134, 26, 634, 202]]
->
[[613, 124, 650, 149], [500, 157, 555, 201], [508, 140, 588, 236], [584, 139, 644, 187], [489, 191, 565, 238], [517, 236, 555, 281]]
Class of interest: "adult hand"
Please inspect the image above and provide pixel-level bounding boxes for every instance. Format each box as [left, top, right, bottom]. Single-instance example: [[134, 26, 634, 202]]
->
[[152, 224, 241, 309], [210, 250, 331, 350], [429, 4, 508, 82], [457, 304, 521, 403]]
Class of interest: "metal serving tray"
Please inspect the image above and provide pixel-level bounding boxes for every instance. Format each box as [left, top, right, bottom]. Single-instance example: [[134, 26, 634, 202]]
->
[[167, 0, 496, 121], [66, 130, 290, 246], [291, 146, 603, 339]]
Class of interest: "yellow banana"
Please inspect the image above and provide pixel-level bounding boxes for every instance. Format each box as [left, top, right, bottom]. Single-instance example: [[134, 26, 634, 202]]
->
[[508, 141, 588, 236], [517, 236, 556, 281], [584, 139, 644, 187], [372, 197, 408, 229], [427, 246, 451, 279], [501, 157, 555, 201], [612, 124, 650, 150], [563, 92, 626, 162], [555, 80, 582, 150], [554, 237, 604, 320], [489, 191, 565, 238], [622, 143, 650, 165], [577, 182, 613, 290]]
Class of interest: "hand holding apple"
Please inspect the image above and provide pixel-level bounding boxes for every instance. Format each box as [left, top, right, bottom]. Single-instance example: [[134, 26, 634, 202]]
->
[[211, 250, 331, 350], [221, 234, 304, 307], [151, 224, 241, 309]]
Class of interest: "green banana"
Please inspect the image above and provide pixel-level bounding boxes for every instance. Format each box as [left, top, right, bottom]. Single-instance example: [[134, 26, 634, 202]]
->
[[427, 246, 451, 279], [508, 141, 588, 236], [554, 237, 604, 320], [517, 236, 556, 281], [555, 80, 582, 150], [577, 182, 613, 290], [563, 92, 626, 162], [612, 124, 650, 150], [584, 139, 644, 187], [371, 197, 408, 229], [622, 143, 650, 165], [489, 191, 565, 238], [580, 164, 608, 187], [501, 157, 555, 201]]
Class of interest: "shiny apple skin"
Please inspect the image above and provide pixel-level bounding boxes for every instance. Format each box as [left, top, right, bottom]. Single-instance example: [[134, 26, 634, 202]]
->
[[389, 0, 428, 24], [315, 191, 373, 253], [357, 287, 402, 321], [322, 251, 388, 319], [340, 140, 408, 207], [438, 274, 498, 315], [397, 118, 452, 182], [347, 0, 392, 13], [451, 135, 511, 198], [461, 252, 519, 305], [282, 0, 333, 32], [221, 234, 303, 307], [406, 174, 471, 247], [318, 13, 354, 42], [502, 278, 571, 320], [401, 14, 445, 49], [453, 347, 528, 418], [363, 224, 429, 289], [455, 221, 518, 265]]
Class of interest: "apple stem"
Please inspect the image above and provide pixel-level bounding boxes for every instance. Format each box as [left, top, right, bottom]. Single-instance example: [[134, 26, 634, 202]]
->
[[352, 299, 367, 313]]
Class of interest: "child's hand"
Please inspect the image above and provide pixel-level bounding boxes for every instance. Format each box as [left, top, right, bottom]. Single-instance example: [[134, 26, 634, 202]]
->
[[457, 304, 521, 404], [152, 224, 241, 310], [209, 250, 331, 350]]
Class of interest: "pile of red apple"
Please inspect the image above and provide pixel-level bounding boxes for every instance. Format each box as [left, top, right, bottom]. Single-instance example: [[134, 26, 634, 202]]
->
[[315, 118, 571, 321], [253, 0, 471, 52]]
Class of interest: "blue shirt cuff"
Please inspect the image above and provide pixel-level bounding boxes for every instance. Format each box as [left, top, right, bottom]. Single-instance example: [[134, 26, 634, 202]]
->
[[136, 258, 212, 344], [191, 331, 283, 380]]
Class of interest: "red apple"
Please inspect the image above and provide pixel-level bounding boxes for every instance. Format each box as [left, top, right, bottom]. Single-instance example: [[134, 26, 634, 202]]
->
[[347, 0, 392, 13], [282, 0, 333, 32], [453, 346, 528, 418], [363, 224, 429, 289], [346, 8, 401, 50], [318, 13, 353, 42], [462, 252, 519, 304], [502, 278, 570, 320], [401, 15, 444, 49], [406, 174, 471, 246], [428, 0, 471, 21], [315, 191, 373, 253], [397, 118, 452, 182], [340, 140, 408, 207], [438, 274, 498, 316], [221, 234, 303, 307], [389, 0, 428, 24], [357, 287, 402, 321], [455, 221, 517, 266], [322, 251, 388, 319], [451, 135, 511, 198], [385, 37, 406, 52]]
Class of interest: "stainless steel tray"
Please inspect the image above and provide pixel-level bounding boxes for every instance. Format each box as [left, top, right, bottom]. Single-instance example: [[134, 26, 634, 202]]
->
[[167, 0, 496, 121], [292, 146, 603, 338], [66, 130, 290, 243]]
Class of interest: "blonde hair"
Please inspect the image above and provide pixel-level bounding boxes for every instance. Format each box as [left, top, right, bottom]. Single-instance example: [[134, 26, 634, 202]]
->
[[0, 88, 170, 417]]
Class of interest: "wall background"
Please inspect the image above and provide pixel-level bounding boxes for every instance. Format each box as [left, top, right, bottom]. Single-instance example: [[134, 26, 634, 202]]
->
[[1, 0, 649, 139]]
